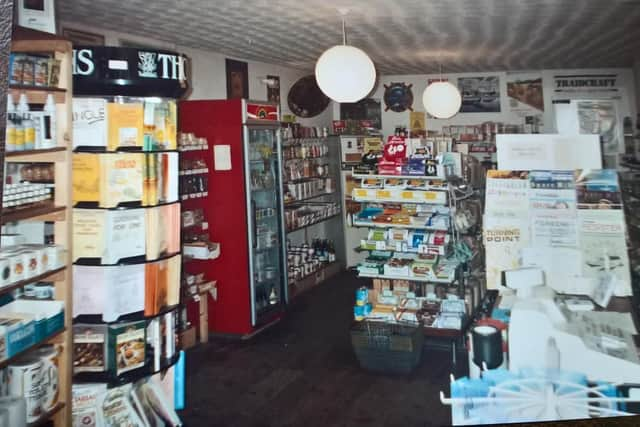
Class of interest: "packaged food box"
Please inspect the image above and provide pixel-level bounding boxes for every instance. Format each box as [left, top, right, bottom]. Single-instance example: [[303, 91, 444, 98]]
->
[[74, 324, 108, 373]]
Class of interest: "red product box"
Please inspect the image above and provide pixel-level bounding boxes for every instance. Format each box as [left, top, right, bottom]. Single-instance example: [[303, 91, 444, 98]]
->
[[383, 136, 408, 163], [332, 120, 346, 135]]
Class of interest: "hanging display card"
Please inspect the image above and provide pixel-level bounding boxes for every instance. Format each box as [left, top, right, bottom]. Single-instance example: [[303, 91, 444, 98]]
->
[[72, 98, 107, 149], [104, 209, 146, 264], [496, 134, 602, 171], [73, 266, 107, 317], [103, 264, 146, 322], [483, 216, 531, 290], [528, 170, 578, 247], [578, 209, 630, 296]]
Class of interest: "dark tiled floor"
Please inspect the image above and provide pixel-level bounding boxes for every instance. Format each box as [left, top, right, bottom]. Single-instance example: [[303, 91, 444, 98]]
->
[[179, 271, 458, 427]]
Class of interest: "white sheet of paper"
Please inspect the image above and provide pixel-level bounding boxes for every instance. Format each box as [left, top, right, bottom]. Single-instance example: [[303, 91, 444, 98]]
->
[[521, 246, 584, 294], [103, 264, 145, 322], [72, 266, 106, 316], [496, 134, 601, 170], [214, 145, 232, 170]]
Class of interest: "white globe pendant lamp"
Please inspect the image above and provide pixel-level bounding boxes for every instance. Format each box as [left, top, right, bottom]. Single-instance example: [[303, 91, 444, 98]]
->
[[423, 80, 462, 119], [315, 11, 376, 103]]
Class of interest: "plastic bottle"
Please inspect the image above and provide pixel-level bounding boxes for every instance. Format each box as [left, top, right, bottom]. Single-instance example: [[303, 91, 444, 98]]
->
[[16, 93, 31, 151], [6, 94, 16, 152], [23, 114, 35, 150], [42, 93, 56, 148]]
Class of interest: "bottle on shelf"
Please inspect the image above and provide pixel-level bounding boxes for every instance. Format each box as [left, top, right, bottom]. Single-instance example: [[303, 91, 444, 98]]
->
[[16, 93, 31, 152], [42, 93, 56, 149], [6, 94, 16, 152]]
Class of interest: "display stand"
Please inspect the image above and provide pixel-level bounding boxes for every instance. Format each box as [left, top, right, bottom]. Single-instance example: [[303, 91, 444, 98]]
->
[[283, 128, 345, 300], [2, 26, 74, 426], [70, 45, 188, 425], [349, 154, 484, 364]]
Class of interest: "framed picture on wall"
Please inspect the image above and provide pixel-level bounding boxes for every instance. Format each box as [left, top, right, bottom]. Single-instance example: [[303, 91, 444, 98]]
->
[[62, 28, 105, 46], [340, 98, 382, 129], [458, 76, 501, 113], [17, 0, 56, 34], [226, 59, 249, 99]]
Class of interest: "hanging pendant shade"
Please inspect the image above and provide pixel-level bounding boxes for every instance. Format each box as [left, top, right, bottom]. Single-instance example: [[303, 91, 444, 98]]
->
[[314, 13, 376, 103], [422, 81, 462, 119]]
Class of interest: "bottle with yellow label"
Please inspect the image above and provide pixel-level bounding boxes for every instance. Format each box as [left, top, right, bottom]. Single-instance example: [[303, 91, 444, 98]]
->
[[23, 114, 35, 150], [16, 93, 31, 152]]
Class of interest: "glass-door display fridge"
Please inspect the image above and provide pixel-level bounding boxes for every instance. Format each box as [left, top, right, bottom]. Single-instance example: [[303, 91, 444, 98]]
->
[[179, 99, 287, 337]]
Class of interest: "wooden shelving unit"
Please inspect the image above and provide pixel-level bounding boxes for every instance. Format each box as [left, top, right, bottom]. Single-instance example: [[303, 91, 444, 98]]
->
[[9, 84, 66, 104], [2, 26, 74, 427]]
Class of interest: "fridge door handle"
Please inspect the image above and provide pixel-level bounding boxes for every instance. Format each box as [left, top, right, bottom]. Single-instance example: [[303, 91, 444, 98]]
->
[[251, 199, 257, 249]]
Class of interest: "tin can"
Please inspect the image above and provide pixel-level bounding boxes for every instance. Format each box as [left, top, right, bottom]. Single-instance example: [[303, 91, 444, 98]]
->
[[7, 356, 43, 423], [33, 345, 59, 411]]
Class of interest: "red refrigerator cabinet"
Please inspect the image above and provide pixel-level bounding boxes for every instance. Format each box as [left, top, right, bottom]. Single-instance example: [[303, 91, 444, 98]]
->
[[179, 99, 287, 337]]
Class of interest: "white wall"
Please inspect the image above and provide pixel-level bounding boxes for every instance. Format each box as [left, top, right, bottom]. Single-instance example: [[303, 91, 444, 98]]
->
[[333, 68, 638, 138], [634, 59, 640, 112], [59, 21, 333, 128]]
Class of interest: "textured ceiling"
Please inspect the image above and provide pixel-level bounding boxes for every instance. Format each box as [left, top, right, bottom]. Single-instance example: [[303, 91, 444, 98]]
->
[[58, 0, 640, 74]]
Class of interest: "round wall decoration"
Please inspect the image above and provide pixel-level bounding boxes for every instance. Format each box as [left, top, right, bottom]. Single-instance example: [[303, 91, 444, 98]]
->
[[287, 75, 331, 118], [383, 82, 414, 112]]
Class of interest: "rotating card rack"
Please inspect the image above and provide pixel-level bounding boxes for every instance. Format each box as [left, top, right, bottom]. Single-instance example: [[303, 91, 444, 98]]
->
[[69, 45, 190, 423]]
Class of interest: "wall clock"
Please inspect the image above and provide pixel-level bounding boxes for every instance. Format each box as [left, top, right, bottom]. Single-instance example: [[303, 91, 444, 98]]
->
[[383, 82, 414, 112], [287, 75, 330, 118]]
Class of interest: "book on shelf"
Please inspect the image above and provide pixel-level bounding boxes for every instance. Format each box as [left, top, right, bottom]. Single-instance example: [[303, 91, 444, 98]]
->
[[108, 320, 146, 376], [73, 97, 107, 149], [73, 208, 146, 264], [144, 255, 181, 317], [73, 264, 146, 322], [73, 153, 144, 208], [107, 102, 144, 151], [73, 323, 109, 374]]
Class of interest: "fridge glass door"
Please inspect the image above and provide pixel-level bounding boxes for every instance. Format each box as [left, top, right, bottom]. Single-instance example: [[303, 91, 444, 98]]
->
[[244, 126, 286, 326]]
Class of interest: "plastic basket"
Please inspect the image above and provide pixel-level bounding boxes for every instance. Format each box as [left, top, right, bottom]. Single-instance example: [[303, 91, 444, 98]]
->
[[350, 321, 423, 374]]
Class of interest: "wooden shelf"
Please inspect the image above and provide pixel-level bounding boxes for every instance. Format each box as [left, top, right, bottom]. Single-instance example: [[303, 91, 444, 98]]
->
[[5, 146, 67, 162], [0, 328, 66, 370], [6, 26, 74, 427], [9, 84, 66, 104], [0, 267, 66, 298], [11, 26, 72, 53], [1, 203, 66, 225]]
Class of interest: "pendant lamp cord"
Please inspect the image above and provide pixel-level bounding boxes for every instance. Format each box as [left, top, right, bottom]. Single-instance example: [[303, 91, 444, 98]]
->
[[342, 17, 347, 45]]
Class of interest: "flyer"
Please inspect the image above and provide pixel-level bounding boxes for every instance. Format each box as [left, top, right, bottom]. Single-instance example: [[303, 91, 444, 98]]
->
[[578, 209, 631, 296], [506, 72, 544, 123], [528, 170, 577, 247], [483, 217, 530, 290]]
